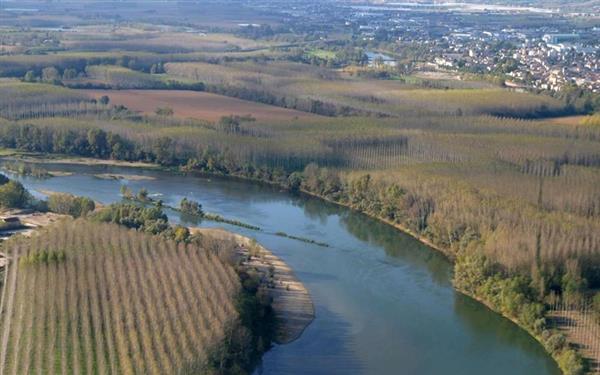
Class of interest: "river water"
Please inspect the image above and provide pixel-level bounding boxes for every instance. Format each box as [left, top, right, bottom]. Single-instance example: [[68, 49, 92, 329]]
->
[[10, 163, 560, 375]]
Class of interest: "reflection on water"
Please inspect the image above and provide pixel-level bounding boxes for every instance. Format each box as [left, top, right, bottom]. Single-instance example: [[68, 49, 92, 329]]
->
[[454, 294, 549, 355], [298, 196, 343, 224], [257, 304, 364, 375], [7, 162, 560, 375], [339, 209, 452, 287]]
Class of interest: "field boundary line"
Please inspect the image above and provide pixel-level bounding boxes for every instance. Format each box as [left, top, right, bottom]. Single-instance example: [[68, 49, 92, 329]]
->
[[0, 249, 19, 374]]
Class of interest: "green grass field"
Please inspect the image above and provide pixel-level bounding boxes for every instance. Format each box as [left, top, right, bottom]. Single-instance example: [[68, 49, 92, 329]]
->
[[306, 48, 336, 59]]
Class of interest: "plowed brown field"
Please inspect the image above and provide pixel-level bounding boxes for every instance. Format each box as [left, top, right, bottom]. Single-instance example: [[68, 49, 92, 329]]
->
[[83, 89, 316, 122]]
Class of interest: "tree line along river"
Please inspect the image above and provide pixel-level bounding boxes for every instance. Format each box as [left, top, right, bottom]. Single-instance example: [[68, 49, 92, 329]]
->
[[9, 162, 560, 375]]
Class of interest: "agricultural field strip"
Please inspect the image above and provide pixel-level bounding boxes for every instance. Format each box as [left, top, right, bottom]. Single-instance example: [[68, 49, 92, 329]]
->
[[0, 221, 242, 373], [164, 60, 567, 117], [82, 89, 317, 122]]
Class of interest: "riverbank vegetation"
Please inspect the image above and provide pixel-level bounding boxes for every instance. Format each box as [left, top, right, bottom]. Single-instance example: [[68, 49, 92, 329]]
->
[[0, 174, 44, 211], [2, 112, 597, 372], [47, 192, 95, 218], [1, 9, 599, 373], [120, 187, 262, 231], [180, 197, 205, 217], [0, 161, 50, 178], [92, 203, 194, 242]]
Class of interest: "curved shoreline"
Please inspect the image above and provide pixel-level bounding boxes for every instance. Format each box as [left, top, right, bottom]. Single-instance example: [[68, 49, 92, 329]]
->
[[298, 188, 451, 257], [189, 227, 315, 345], [189, 179, 568, 371], [297, 189, 572, 372], [3, 153, 569, 371]]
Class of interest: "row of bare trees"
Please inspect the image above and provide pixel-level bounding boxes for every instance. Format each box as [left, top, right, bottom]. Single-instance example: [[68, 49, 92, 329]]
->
[[0, 220, 241, 374], [549, 293, 600, 373]]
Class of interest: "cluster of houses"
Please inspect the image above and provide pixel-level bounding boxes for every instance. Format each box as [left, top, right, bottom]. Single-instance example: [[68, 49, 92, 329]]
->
[[339, 2, 600, 93], [432, 30, 599, 93]]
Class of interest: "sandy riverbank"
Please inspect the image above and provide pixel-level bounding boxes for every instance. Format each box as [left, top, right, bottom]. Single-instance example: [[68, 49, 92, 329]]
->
[[0, 209, 69, 231], [191, 227, 315, 345], [2, 154, 159, 169], [0, 209, 70, 268]]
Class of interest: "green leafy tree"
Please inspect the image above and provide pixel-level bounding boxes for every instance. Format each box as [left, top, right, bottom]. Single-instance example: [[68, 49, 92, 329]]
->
[[155, 107, 174, 116], [62, 68, 77, 80], [99, 95, 110, 105], [179, 197, 204, 217], [0, 180, 31, 208], [137, 188, 149, 201], [23, 70, 36, 82], [173, 226, 190, 242], [48, 193, 95, 217], [87, 129, 109, 158], [562, 259, 587, 301], [41, 66, 60, 83]]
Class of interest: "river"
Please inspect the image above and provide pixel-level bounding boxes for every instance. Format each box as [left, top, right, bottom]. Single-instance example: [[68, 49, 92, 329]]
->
[[9, 162, 560, 375]]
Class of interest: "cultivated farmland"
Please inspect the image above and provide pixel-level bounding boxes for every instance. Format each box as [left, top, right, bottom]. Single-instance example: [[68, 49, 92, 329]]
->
[[0, 220, 241, 374], [164, 60, 569, 117], [1, 1, 600, 373], [83, 89, 317, 122]]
